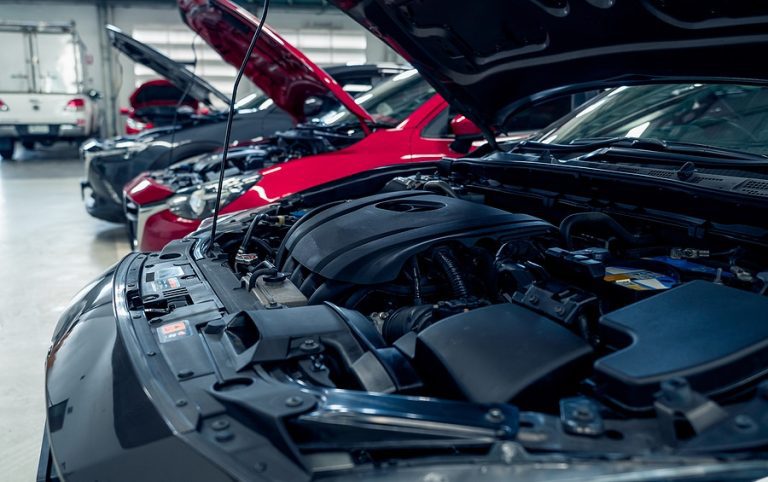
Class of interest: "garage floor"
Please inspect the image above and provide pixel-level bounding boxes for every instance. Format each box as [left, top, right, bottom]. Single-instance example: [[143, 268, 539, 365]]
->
[[0, 146, 130, 481]]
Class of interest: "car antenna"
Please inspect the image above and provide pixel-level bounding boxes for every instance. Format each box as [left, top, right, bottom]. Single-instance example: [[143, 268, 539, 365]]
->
[[208, 0, 270, 254]]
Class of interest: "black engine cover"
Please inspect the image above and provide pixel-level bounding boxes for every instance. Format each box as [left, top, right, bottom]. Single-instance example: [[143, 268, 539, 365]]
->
[[278, 191, 554, 284], [595, 281, 768, 411]]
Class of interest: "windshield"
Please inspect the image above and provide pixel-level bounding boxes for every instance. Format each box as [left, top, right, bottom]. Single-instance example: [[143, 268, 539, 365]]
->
[[536, 84, 768, 156], [315, 69, 435, 128]]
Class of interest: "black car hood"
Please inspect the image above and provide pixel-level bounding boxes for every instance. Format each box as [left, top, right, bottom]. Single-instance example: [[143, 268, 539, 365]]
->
[[106, 25, 231, 107], [331, 1, 768, 133]]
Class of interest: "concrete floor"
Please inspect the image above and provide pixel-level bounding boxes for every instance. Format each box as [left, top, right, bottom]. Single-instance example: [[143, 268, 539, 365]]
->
[[0, 145, 130, 481]]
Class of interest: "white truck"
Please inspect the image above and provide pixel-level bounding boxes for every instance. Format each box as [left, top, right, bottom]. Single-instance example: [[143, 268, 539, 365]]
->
[[0, 21, 100, 160]]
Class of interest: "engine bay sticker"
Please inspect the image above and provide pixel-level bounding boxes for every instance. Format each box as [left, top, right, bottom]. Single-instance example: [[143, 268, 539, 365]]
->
[[155, 277, 181, 290], [604, 266, 677, 291], [157, 320, 192, 343]]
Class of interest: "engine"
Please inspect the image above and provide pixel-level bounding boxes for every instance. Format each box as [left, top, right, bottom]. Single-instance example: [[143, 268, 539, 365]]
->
[[211, 184, 768, 433]]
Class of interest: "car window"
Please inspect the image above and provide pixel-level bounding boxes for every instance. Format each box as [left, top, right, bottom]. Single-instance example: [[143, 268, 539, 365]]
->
[[536, 84, 768, 155], [316, 70, 435, 128]]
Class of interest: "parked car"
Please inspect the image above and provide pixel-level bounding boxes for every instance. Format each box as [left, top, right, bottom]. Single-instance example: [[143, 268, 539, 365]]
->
[[106, 25, 228, 135], [0, 21, 99, 160], [41, 1, 768, 481], [81, 22, 406, 224]]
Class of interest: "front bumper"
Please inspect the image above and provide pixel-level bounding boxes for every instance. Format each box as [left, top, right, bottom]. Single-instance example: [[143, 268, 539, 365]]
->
[[41, 254, 234, 481], [125, 198, 200, 252], [81, 149, 135, 223], [80, 179, 125, 223]]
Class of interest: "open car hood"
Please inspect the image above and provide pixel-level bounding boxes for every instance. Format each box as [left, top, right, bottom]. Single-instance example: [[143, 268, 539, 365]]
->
[[178, 0, 374, 125], [331, 0, 768, 133], [106, 25, 230, 107]]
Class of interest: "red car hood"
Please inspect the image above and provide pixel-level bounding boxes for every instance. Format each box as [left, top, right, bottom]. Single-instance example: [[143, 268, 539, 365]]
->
[[178, 0, 373, 126], [129, 79, 199, 110]]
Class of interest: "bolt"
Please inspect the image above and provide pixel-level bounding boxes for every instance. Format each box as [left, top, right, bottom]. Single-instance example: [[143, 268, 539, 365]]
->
[[215, 430, 235, 442], [573, 406, 594, 421], [285, 396, 303, 407], [528, 295, 539, 305], [211, 420, 230, 431], [555, 305, 566, 315], [300, 339, 319, 351], [175, 399, 188, 407], [486, 408, 505, 423], [253, 462, 267, 473], [177, 369, 194, 379]]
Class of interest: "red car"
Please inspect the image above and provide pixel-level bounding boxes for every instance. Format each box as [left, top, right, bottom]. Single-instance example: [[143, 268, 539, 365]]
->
[[124, 0, 493, 251]]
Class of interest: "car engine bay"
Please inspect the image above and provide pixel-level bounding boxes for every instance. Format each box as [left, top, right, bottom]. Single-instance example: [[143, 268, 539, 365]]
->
[[148, 125, 363, 191], [129, 166, 768, 467]]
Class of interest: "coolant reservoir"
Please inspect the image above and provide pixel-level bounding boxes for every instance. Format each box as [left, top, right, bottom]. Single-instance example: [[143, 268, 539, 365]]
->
[[251, 274, 308, 308]]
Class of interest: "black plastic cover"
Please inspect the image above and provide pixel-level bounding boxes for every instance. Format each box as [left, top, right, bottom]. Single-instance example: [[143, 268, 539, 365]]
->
[[595, 281, 768, 411], [414, 303, 593, 404], [279, 191, 554, 284]]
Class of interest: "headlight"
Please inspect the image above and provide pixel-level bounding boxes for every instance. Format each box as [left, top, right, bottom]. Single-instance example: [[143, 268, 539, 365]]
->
[[168, 173, 262, 220]]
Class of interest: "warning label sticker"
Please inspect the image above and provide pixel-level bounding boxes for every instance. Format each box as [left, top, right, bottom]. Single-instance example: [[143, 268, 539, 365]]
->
[[157, 320, 192, 343], [604, 266, 677, 291]]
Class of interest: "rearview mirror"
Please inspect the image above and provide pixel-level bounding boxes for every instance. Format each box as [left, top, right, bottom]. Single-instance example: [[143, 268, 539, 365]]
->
[[449, 114, 483, 154], [87, 89, 102, 100], [449, 114, 482, 137]]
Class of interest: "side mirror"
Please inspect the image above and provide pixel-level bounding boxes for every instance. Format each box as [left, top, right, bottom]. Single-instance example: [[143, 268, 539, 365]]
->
[[449, 114, 483, 154], [303, 96, 325, 118], [87, 89, 103, 100], [119, 107, 132, 116], [449, 114, 482, 137]]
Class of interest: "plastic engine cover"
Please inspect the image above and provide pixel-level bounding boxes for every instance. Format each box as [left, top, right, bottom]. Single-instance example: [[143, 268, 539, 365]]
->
[[278, 191, 554, 284], [595, 280, 768, 411], [414, 303, 593, 404]]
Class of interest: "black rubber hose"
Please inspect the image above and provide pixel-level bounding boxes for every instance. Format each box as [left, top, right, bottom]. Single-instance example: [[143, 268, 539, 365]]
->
[[559, 212, 653, 250], [432, 247, 469, 299], [411, 258, 423, 305], [246, 267, 279, 291]]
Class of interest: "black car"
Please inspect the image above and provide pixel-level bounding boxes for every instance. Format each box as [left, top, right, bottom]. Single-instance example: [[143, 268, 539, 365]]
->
[[42, 1, 768, 481], [81, 25, 406, 223]]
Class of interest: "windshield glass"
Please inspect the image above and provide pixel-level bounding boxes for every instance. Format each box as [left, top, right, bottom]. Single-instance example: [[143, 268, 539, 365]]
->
[[315, 69, 435, 127], [536, 84, 768, 155]]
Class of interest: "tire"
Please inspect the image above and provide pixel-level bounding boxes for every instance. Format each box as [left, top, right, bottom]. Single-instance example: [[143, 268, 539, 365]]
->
[[0, 146, 14, 161]]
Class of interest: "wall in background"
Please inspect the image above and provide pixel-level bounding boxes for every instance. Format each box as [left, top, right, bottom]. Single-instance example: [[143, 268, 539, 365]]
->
[[0, 0, 402, 136]]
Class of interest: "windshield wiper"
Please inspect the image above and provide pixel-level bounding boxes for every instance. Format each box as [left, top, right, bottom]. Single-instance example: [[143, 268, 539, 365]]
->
[[514, 137, 768, 168]]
